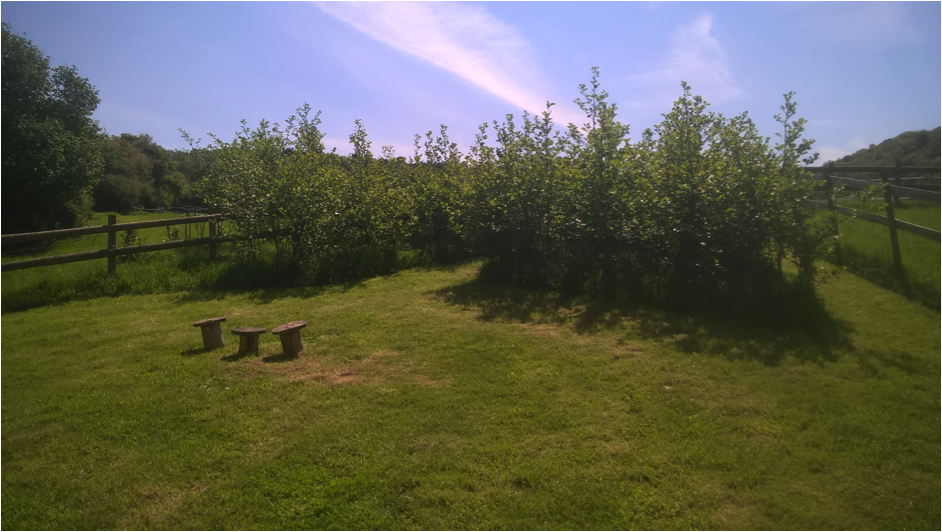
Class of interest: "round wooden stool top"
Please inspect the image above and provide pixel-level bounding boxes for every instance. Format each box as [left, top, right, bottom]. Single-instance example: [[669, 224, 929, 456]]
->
[[193, 317, 227, 327], [272, 321, 307, 335], [232, 326, 267, 336]]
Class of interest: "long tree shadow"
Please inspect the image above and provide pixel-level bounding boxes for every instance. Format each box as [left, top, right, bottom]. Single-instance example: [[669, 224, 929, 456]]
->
[[433, 276, 856, 367], [172, 281, 362, 306]]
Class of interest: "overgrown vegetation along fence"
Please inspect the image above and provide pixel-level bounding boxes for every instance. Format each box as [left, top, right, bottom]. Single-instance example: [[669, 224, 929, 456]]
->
[[1, 214, 229, 273], [805, 162, 940, 274]]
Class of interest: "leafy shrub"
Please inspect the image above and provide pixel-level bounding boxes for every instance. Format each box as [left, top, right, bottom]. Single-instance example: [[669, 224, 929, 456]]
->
[[469, 69, 831, 309], [199, 106, 416, 284], [193, 69, 833, 309]]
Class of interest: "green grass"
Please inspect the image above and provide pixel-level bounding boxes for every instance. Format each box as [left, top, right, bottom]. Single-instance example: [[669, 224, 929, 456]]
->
[[834, 199, 940, 307], [2, 262, 938, 529]]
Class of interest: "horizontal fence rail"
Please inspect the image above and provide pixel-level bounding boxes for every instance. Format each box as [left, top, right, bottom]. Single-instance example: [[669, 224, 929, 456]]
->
[[1, 235, 238, 272], [805, 161, 940, 277], [0, 214, 224, 245], [815, 175, 942, 202], [1, 214, 228, 273], [804, 165, 942, 173], [805, 200, 940, 242]]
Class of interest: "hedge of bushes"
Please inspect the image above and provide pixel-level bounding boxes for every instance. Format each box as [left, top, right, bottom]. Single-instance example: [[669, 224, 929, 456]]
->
[[194, 70, 834, 308]]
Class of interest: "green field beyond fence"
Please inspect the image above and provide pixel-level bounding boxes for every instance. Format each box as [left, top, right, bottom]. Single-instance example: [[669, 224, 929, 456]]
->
[[836, 199, 940, 304]]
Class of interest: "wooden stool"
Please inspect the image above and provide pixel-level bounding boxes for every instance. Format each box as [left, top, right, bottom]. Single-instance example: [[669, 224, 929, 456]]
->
[[193, 317, 227, 352], [231, 327, 267, 355], [272, 320, 307, 357]]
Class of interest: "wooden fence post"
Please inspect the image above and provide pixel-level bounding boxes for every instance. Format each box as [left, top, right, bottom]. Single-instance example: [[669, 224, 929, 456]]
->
[[894, 158, 903, 205], [107, 214, 117, 275], [880, 172, 903, 278], [209, 220, 217, 260], [824, 162, 842, 266]]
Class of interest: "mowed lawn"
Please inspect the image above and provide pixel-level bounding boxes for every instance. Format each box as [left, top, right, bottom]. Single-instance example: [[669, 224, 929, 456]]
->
[[2, 263, 939, 529]]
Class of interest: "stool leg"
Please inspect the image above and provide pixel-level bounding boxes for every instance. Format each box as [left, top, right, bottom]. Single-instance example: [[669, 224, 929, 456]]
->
[[238, 335, 253, 356], [289, 330, 304, 354], [202, 323, 225, 351], [278, 331, 304, 357], [279, 334, 295, 357]]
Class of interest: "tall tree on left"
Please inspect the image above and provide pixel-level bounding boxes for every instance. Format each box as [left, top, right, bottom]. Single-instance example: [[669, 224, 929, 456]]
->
[[2, 23, 103, 234]]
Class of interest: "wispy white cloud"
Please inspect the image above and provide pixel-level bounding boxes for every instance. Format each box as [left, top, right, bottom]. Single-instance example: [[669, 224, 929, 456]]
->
[[633, 14, 742, 106], [316, 1, 584, 127]]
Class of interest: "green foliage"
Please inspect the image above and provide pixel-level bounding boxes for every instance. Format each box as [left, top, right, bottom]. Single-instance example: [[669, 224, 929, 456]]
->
[[832, 126, 940, 167], [1, 23, 103, 234], [407, 125, 472, 263], [94, 133, 183, 213], [470, 71, 828, 310], [186, 69, 830, 308], [197, 105, 417, 283]]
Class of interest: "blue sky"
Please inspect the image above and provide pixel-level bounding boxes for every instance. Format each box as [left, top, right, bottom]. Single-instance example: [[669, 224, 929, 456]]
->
[[3, 1, 939, 163]]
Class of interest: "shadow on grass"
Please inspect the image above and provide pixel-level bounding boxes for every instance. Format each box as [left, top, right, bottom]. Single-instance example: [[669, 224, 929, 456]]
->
[[434, 276, 856, 367], [853, 347, 935, 377], [171, 281, 365, 306], [180, 347, 206, 358], [220, 350, 257, 362], [262, 352, 297, 363], [838, 247, 939, 310]]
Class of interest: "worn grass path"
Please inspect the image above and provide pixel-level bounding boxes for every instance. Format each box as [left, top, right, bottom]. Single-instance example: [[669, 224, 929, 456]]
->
[[2, 263, 939, 529]]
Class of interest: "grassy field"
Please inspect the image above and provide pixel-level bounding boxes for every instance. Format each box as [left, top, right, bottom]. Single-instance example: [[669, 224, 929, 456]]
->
[[2, 261, 939, 529], [835, 199, 940, 307]]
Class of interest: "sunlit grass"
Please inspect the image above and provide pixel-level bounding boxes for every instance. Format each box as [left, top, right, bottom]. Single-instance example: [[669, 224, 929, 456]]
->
[[1, 212, 241, 312], [2, 262, 938, 529], [834, 199, 940, 307]]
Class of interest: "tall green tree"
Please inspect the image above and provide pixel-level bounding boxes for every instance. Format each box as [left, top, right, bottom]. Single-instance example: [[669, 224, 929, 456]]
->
[[2, 23, 103, 234], [94, 133, 181, 212]]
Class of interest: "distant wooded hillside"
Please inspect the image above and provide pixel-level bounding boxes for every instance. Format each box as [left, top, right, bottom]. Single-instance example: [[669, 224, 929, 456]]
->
[[831, 127, 940, 167]]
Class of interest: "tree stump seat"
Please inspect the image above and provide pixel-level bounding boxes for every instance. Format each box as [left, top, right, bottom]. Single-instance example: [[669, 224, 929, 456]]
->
[[272, 320, 307, 357], [192, 317, 227, 352], [231, 326, 267, 355]]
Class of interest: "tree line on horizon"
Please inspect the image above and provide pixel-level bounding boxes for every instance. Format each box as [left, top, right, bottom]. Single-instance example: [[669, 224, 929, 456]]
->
[[830, 126, 940, 168]]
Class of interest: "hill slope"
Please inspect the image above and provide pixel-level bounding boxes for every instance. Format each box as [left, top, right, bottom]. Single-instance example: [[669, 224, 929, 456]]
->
[[830, 127, 940, 166]]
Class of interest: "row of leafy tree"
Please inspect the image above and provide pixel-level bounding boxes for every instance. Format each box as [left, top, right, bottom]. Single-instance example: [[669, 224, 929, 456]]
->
[[3, 22, 833, 308], [195, 68, 829, 307], [2, 23, 209, 234]]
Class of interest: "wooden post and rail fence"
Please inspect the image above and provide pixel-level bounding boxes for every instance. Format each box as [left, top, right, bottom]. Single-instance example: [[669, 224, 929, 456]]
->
[[2, 163, 939, 275], [1, 214, 230, 273], [804, 161, 940, 277]]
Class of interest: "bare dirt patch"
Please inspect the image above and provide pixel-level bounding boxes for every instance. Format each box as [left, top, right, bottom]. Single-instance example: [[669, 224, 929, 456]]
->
[[613, 342, 645, 359], [120, 483, 192, 529], [604, 440, 633, 457], [228, 348, 448, 389]]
